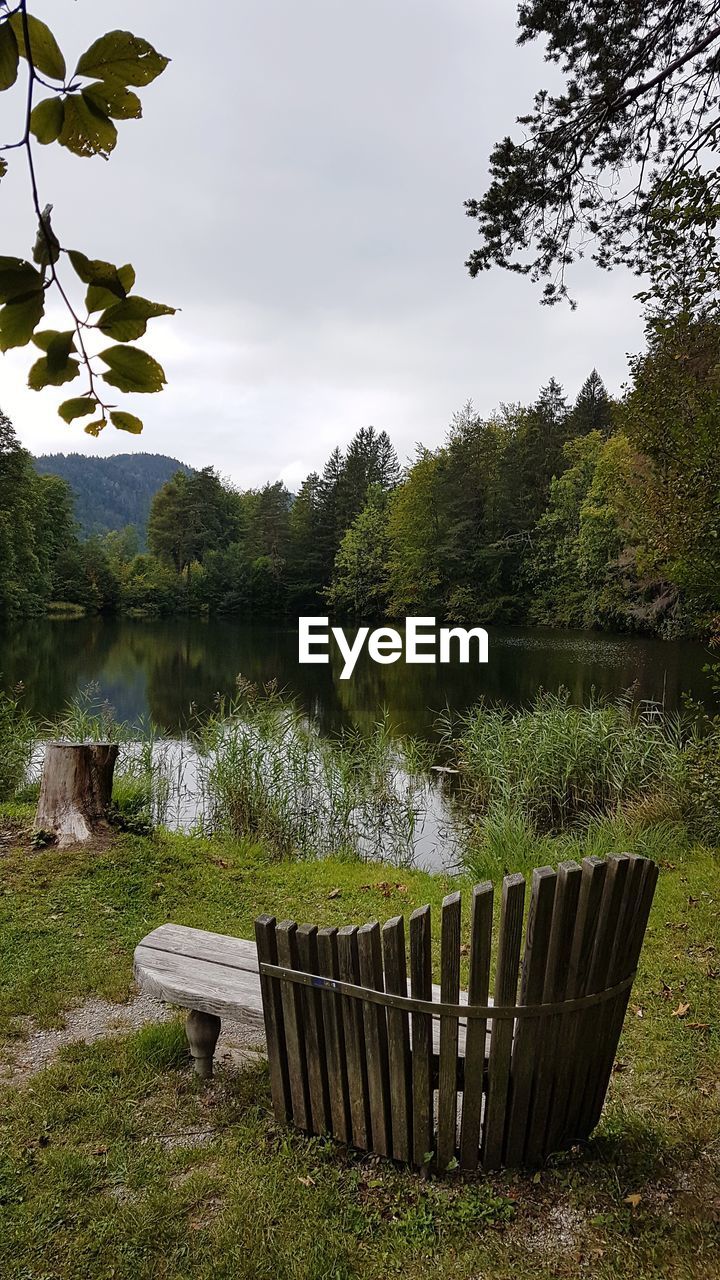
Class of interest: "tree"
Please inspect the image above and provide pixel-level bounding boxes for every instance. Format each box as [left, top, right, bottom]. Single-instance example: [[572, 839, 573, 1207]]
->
[[465, 3, 720, 304], [148, 468, 236, 575], [569, 371, 614, 437], [0, 5, 172, 432], [0, 407, 44, 614], [326, 486, 391, 619]]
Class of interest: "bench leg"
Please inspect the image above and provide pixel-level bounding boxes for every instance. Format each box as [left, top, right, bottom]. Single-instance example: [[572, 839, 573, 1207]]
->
[[186, 1010, 221, 1079]]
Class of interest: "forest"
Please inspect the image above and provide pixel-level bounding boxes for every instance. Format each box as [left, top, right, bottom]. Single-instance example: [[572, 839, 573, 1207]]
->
[[2, 311, 719, 639]]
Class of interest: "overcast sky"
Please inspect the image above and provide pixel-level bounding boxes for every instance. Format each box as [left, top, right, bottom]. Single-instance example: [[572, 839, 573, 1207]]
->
[[1, 0, 646, 488]]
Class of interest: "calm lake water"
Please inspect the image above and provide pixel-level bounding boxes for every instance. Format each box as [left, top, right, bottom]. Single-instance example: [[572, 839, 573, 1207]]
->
[[0, 616, 714, 737]]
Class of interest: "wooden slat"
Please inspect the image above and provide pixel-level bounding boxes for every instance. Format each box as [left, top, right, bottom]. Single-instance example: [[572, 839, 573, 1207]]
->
[[504, 865, 557, 1167], [544, 856, 608, 1155], [317, 927, 351, 1144], [523, 861, 582, 1165], [459, 882, 493, 1170], [437, 891, 462, 1170], [563, 854, 631, 1144], [409, 905, 434, 1168], [254, 915, 291, 1123], [296, 924, 331, 1134], [337, 925, 371, 1149], [358, 922, 392, 1157], [382, 916, 413, 1163], [585, 857, 659, 1132], [275, 920, 310, 1130], [482, 872, 525, 1171], [133, 946, 266, 1031], [136, 924, 259, 972]]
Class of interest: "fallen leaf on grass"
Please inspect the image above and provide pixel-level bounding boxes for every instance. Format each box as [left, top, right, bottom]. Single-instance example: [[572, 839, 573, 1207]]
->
[[298, 1175, 315, 1187], [632, 1005, 644, 1018], [624, 1193, 642, 1208], [671, 1002, 691, 1018], [328, 888, 341, 899], [687, 1022, 711, 1032]]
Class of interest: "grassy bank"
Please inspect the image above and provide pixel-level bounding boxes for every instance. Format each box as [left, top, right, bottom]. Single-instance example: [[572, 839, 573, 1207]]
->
[[0, 807, 718, 1279]]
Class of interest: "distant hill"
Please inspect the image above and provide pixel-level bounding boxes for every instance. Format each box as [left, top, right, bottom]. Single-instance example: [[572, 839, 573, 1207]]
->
[[33, 452, 194, 542]]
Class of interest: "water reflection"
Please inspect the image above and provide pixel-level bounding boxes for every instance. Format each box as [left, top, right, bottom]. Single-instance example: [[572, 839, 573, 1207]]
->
[[0, 616, 713, 739]]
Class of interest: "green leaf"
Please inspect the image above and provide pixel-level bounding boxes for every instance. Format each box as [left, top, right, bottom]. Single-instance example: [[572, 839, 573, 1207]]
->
[[98, 295, 175, 341], [99, 344, 166, 393], [30, 96, 65, 144], [0, 291, 44, 351], [28, 355, 80, 389], [69, 251, 127, 299], [110, 410, 143, 434], [58, 396, 97, 423], [0, 20, 19, 90], [84, 418, 106, 437], [75, 31, 169, 88], [83, 80, 142, 121], [9, 13, 66, 81], [0, 256, 43, 303], [86, 264, 135, 313], [32, 328, 76, 371], [58, 92, 117, 159]]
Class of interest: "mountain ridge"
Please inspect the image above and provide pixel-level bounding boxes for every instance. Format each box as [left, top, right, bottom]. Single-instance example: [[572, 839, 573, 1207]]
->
[[33, 451, 194, 541]]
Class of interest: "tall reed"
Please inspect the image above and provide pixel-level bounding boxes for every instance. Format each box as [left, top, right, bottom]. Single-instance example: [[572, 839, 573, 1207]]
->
[[0, 683, 34, 800], [192, 677, 433, 862]]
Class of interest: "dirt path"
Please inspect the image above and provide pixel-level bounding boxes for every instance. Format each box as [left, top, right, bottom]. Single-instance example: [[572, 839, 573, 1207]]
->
[[0, 992, 265, 1087]]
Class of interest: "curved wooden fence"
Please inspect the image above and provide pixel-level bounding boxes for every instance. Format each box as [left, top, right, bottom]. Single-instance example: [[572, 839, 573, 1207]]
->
[[255, 853, 658, 1170]]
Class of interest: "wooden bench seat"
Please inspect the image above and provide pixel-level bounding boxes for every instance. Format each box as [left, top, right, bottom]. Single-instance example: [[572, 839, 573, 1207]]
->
[[134, 922, 479, 1076]]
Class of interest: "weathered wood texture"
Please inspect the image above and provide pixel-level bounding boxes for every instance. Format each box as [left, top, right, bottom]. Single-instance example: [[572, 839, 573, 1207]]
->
[[35, 741, 119, 847], [135, 854, 657, 1170]]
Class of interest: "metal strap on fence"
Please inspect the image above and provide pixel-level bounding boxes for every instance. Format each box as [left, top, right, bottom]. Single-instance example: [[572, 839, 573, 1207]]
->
[[258, 961, 636, 1021]]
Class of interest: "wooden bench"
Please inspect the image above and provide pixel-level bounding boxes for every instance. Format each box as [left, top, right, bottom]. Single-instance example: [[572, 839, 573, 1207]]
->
[[133, 922, 479, 1077], [135, 853, 658, 1171]]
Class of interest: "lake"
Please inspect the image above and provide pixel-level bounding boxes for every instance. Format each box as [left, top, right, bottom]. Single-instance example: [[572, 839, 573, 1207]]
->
[[0, 616, 714, 737]]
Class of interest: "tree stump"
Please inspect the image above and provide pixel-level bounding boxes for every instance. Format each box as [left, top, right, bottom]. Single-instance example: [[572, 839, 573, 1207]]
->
[[34, 742, 119, 847]]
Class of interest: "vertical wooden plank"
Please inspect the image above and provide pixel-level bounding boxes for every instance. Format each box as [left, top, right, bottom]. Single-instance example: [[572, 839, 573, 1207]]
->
[[409, 905, 434, 1168], [437, 891, 462, 1170], [254, 914, 291, 1123], [337, 925, 370, 1149], [317, 926, 351, 1144], [459, 882, 493, 1170], [481, 872, 526, 1171], [295, 924, 331, 1134], [523, 861, 582, 1165], [544, 856, 608, 1155], [504, 865, 557, 1167], [585, 857, 659, 1132], [382, 915, 412, 1163], [563, 854, 631, 1144], [275, 920, 310, 1130], [358, 921, 392, 1158]]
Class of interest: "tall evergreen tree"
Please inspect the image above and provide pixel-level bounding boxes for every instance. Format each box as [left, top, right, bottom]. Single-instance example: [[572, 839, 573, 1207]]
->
[[570, 370, 613, 437]]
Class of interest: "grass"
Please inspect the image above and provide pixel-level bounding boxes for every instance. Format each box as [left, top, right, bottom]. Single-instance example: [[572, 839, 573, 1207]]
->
[[442, 690, 691, 835], [193, 679, 433, 863], [0, 684, 34, 801], [0, 805, 718, 1278]]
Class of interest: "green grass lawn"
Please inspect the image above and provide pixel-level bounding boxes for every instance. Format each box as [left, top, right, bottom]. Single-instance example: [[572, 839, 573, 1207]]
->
[[0, 805, 718, 1279]]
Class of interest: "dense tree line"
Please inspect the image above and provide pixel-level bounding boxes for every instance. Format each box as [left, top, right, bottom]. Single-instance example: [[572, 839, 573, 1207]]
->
[[2, 313, 719, 637]]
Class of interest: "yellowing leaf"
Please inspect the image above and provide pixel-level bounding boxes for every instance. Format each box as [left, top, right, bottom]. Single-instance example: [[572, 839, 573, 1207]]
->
[[9, 13, 66, 81], [0, 292, 44, 351], [110, 410, 143, 434], [58, 397, 97, 423], [0, 20, 19, 90], [624, 1193, 642, 1208], [30, 96, 65, 145], [58, 93, 117, 159], [99, 344, 166, 393], [75, 31, 169, 88]]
